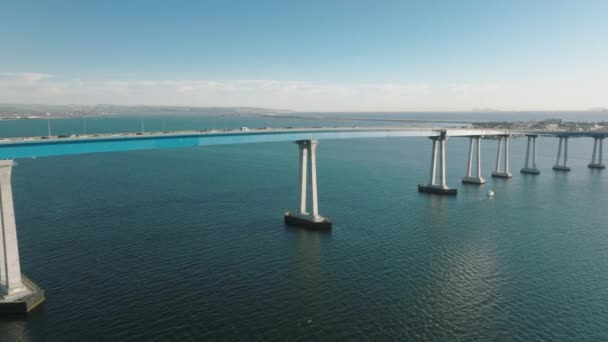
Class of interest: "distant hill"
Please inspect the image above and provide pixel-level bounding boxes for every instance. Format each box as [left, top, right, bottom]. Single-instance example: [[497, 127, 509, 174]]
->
[[586, 107, 608, 112], [0, 104, 293, 119]]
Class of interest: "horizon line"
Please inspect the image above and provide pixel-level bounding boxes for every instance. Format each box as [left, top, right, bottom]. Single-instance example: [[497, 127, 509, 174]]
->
[[1, 102, 607, 114]]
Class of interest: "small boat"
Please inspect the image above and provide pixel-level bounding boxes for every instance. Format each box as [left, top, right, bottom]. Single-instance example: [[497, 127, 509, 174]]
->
[[487, 190, 495, 197]]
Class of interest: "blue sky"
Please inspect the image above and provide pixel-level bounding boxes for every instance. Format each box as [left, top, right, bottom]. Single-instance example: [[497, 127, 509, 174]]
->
[[1, 0, 607, 111]]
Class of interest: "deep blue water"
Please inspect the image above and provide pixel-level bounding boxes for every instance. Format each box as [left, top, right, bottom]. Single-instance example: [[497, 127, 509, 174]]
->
[[1, 113, 608, 341]]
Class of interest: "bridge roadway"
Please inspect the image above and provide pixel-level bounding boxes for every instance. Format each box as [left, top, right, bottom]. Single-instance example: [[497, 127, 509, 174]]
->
[[0, 126, 509, 159], [1, 125, 607, 313]]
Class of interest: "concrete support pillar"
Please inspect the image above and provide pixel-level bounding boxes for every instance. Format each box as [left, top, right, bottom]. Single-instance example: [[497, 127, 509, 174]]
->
[[588, 137, 606, 169], [524, 136, 531, 168], [0, 199, 4, 288], [429, 139, 437, 185], [564, 137, 569, 165], [462, 137, 486, 184], [309, 140, 319, 218], [476, 138, 482, 178], [555, 137, 563, 165], [0, 160, 29, 300], [504, 136, 510, 173], [427, 137, 443, 187], [298, 143, 308, 214], [285, 140, 331, 229], [440, 139, 446, 188], [601, 138, 604, 165], [591, 138, 597, 164], [492, 135, 512, 178], [419, 134, 456, 195], [521, 135, 540, 174], [553, 136, 571, 171], [532, 137, 537, 169], [466, 138, 473, 177], [494, 137, 502, 173]]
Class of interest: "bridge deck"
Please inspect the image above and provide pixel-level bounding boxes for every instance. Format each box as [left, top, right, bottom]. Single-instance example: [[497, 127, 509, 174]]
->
[[0, 126, 507, 159]]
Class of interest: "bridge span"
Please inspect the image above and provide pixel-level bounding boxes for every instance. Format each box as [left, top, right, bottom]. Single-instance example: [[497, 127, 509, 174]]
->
[[0, 126, 606, 313], [0, 126, 506, 159]]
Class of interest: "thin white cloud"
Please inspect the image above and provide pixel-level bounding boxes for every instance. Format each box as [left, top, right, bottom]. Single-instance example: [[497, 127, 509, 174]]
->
[[0, 72, 53, 84], [448, 83, 500, 93], [0, 75, 433, 110], [0, 72, 605, 111]]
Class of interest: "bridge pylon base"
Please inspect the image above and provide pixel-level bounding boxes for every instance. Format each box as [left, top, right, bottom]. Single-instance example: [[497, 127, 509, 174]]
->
[[588, 163, 605, 169], [284, 212, 332, 230], [552, 165, 571, 172], [0, 275, 45, 314], [462, 176, 485, 184], [520, 168, 540, 175], [418, 184, 457, 195], [491, 172, 513, 178]]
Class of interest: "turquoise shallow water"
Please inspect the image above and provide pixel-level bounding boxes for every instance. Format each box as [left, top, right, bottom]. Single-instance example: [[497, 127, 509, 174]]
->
[[1, 114, 608, 341]]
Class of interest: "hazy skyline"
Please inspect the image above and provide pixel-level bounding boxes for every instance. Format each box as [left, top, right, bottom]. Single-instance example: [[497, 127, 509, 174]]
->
[[1, 0, 607, 111]]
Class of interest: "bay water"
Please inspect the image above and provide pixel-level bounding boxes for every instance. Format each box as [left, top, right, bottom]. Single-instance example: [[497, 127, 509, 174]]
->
[[0, 113, 607, 341]]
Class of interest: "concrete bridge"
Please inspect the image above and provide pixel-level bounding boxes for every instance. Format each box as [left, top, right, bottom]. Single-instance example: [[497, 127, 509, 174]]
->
[[0, 126, 606, 313]]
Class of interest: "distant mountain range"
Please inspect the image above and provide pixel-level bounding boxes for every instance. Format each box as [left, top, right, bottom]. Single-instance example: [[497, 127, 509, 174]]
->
[[0, 104, 293, 118], [1, 103, 606, 119]]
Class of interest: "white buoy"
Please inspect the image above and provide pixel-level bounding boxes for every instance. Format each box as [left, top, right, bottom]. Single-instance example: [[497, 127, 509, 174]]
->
[[487, 190, 495, 197]]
